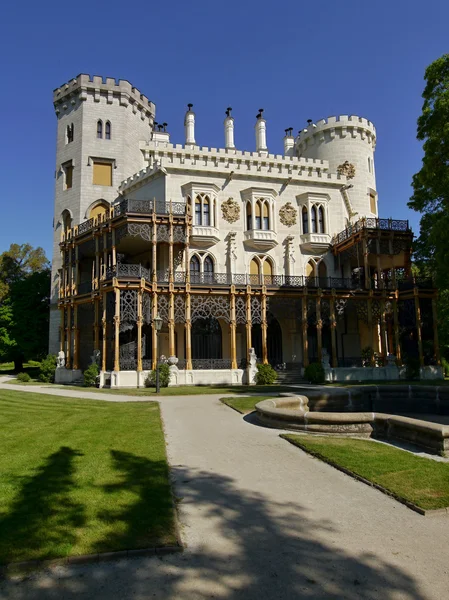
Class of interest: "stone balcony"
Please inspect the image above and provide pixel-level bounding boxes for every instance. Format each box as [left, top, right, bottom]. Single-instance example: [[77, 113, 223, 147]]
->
[[243, 229, 278, 250], [190, 226, 220, 247], [300, 232, 331, 252]]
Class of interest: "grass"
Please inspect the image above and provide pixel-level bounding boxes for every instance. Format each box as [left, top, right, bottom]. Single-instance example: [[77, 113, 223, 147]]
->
[[220, 396, 272, 414], [282, 435, 449, 511], [0, 389, 177, 564]]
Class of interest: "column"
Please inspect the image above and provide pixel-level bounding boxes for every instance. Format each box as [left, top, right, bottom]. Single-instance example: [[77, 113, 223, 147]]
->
[[101, 292, 107, 372], [246, 288, 252, 362], [380, 298, 388, 360], [60, 307, 65, 354], [393, 296, 402, 365], [302, 294, 309, 368], [113, 287, 120, 371], [66, 304, 72, 368], [432, 297, 441, 365], [137, 288, 143, 371], [169, 214, 174, 284], [376, 238, 382, 290], [74, 246, 79, 295], [112, 229, 117, 268], [230, 290, 237, 369], [185, 292, 192, 369], [414, 289, 424, 367], [152, 214, 157, 283], [363, 238, 370, 289], [152, 291, 158, 369], [261, 292, 268, 364], [94, 298, 100, 351], [367, 297, 374, 364], [330, 294, 337, 368], [169, 291, 175, 357], [72, 304, 79, 370], [316, 296, 322, 362], [95, 236, 100, 290]]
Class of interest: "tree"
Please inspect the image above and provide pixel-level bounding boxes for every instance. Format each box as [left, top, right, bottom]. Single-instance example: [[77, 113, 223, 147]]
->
[[0, 244, 50, 371], [409, 54, 449, 358]]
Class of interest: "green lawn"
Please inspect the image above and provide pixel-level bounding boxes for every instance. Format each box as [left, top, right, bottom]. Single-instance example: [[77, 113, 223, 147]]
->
[[0, 389, 177, 564], [220, 396, 272, 414], [282, 435, 449, 511]]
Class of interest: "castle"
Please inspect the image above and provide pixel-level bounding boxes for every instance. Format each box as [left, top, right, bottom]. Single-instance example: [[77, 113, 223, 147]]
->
[[51, 74, 441, 387]]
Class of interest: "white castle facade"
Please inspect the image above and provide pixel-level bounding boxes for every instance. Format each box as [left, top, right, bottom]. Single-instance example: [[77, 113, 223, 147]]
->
[[51, 74, 440, 387]]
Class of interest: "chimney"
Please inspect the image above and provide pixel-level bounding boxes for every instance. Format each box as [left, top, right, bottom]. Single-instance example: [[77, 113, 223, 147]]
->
[[224, 107, 235, 149], [283, 127, 294, 156], [184, 103, 195, 145], [255, 109, 267, 153]]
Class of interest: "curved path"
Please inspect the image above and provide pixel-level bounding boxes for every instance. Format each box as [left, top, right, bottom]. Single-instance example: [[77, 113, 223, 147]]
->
[[0, 380, 449, 598]]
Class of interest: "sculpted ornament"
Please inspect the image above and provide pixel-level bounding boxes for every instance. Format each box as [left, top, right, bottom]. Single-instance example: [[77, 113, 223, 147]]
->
[[279, 202, 297, 227], [337, 161, 356, 179], [221, 198, 240, 223]]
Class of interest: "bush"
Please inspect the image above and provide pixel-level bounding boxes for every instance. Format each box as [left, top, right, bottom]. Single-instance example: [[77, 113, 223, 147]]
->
[[83, 363, 99, 387], [304, 362, 325, 384], [145, 363, 170, 388], [16, 372, 31, 383], [405, 355, 421, 380], [441, 357, 449, 378], [361, 346, 374, 367], [38, 354, 57, 383], [255, 363, 277, 385]]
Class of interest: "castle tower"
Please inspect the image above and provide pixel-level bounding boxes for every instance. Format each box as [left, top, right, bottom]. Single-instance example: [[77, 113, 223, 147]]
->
[[296, 115, 377, 220], [49, 74, 156, 353]]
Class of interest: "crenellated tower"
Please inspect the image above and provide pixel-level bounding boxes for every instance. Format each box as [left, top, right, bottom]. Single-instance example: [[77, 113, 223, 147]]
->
[[49, 74, 156, 353], [296, 115, 377, 221]]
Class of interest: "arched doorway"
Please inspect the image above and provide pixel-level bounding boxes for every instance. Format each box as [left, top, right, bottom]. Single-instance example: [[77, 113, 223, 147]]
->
[[191, 317, 222, 359]]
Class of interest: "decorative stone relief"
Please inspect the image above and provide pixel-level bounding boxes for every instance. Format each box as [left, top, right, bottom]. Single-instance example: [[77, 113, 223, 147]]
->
[[279, 202, 297, 227], [337, 161, 356, 179], [221, 198, 240, 223]]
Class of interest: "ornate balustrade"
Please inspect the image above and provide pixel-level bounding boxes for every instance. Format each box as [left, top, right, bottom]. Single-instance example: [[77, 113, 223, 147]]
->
[[333, 217, 410, 245], [113, 198, 186, 217], [190, 359, 233, 370]]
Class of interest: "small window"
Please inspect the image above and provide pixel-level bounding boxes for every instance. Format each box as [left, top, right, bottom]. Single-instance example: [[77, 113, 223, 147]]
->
[[105, 121, 111, 140], [66, 123, 74, 143], [63, 161, 73, 190], [370, 193, 377, 214], [190, 255, 200, 282], [262, 202, 269, 230], [97, 120, 103, 139], [250, 258, 260, 276], [255, 202, 262, 230], [93, 161, 112, 186], [318, 206, 325, 233], [311, 206, 317, 233], [246, 203, 252, 230], [203, 197, 210, 226], [302, 207, 309, 234], [195, 197, 201, 225], [368, 157, 371, 173]]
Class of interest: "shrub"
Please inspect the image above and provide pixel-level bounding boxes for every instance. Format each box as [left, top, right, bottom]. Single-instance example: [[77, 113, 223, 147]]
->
[[38, 354, 58, 383], [304, 362, 325, 384], [361, 346, 374, 367], [145, 363, 170, 388], [83, 363, 99, 387], [404, 355, 421, 380], [441, 357, 449, 378], [255, 363, 277, 385], [16, 372, 31, 383]]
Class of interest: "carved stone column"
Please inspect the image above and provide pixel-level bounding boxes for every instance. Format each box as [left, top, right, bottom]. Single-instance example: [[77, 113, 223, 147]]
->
[[102, 292, 107, 372], [302, 294, 309, 368], [414, 289, 424, 367], [330, 293, 337, 368], [261, 290, 268, 364], [137, 287, 143, 371], [432, 297, 441, 365], [185, 291, 192, 369], [246, 288, 252, 362], [72, 303, 79, 370], [316, 295, 322, 363], [230, 289, 237, 369], [169, 291, 175, 357], [113, 287, 120, 372]]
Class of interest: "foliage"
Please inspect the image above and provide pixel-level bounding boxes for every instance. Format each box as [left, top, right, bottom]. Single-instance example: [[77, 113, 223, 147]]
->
[[0, 244, 50, 371], [283, 435, 449, 511], [83, 363, 99, 387], [304, 362, 325, 384], [361, 346, 374, 367], [145, 363, 171, 388], [442, 357, 449, 377], [0, 389, 176, 563], [404, 355, 421, 380], [16, 372, 31, 382], [255, 363, 277, 385], [38, 354, 57, 383]]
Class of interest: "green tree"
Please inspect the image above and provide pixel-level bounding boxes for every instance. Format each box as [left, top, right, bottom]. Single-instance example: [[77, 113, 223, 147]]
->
[[0, 244, 50, 371], [409, 54, 449, 358]]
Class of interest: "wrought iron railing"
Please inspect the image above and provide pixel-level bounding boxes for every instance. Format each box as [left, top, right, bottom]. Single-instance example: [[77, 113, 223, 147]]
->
[[113, 199, 186, 217], [333, 217, 410, 245], [337, 357, 364, 368], [77, 218, 95, 236], [190, 359, 233, 370]]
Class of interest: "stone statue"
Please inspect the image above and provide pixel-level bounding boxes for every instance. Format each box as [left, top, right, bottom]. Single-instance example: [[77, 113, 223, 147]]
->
[[91, 349, 101, 366], [57, 350, 65, 368], [249, 348, 257, 368], [321, 348, 330, 369]]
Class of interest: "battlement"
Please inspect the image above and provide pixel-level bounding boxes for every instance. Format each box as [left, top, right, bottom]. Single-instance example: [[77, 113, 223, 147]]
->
[[297, 115, 376, 150], [119, 142, 344, 193], [53, 74, 156, 117]]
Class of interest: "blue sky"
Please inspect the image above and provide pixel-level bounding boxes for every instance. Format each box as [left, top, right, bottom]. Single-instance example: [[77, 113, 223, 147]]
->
[[0, 0, 448, 259]]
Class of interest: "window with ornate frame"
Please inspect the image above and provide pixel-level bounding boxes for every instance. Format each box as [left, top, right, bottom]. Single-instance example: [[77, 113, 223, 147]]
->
[[97, 120, 103, 139]]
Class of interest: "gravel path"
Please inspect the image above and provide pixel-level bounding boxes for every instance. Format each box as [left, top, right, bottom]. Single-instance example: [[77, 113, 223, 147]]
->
[[1, 386, 449, 598]]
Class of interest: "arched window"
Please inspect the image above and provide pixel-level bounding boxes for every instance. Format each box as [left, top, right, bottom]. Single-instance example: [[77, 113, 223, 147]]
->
[[204, 256, 214, 283], [97, 120, 103, 139], [246, 203, 252, 230], [255, 202, 262, 230], [263, 258, 273, 283], [66, 124, 74, 143], [302, 207, 309, 234], [311, 206, 318, 233], [89, 200, 110, 221], [305, 260, 316, 277], [203, 197, 210, 226], [190, 255, 200, 283], [250, 258, 260, 276], [263, 202, 269, 230], [105, 121, 111, 140], [195, 197, 201, 225], [318, 261, 327, 285], [61, 210, 72, 233], [318, 206, 325, 233]]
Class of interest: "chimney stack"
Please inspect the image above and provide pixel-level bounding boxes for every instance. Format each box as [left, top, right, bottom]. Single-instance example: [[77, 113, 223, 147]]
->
[[255, 109, 267, 154], [184, 103, 195, 145], [283, 127, 294, 156], [224, 107, 235, 149]]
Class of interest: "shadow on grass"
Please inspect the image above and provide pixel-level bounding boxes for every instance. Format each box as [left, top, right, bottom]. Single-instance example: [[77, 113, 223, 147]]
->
[[93, 450, 176, 552], [0, 447, 85, 564]]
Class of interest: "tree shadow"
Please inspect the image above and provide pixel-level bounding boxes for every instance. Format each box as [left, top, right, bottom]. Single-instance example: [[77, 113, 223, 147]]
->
[[0, 446, 85, 564]]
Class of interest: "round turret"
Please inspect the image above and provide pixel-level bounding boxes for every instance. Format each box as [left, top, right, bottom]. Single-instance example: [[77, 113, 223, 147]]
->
[[296, 115, 377, 219]]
